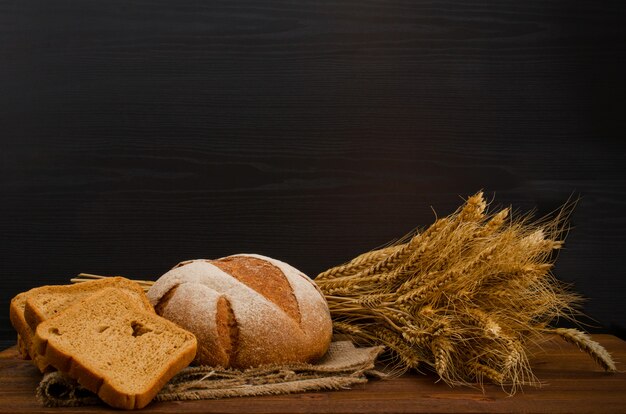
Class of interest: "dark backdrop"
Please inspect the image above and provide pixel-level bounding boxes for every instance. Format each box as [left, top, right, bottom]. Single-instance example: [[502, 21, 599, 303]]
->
[[1, 0, 625, 348]]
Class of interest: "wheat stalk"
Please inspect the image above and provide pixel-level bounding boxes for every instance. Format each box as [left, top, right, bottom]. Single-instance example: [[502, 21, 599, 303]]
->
[[551, 328, 616, 372], [470, 361, 505, 385], [71, 273, 154, 292]]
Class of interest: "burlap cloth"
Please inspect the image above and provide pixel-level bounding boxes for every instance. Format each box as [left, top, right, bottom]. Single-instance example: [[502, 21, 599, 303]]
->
[[37, 340, 385, 407]]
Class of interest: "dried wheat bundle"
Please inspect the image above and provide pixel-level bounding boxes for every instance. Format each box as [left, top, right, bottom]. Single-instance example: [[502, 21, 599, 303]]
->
[[315, 192, 616, 391]]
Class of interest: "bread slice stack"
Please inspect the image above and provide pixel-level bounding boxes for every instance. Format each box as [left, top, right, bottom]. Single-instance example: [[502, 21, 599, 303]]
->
[[10, 277, 153, 371], [10, 278, 197, 410]]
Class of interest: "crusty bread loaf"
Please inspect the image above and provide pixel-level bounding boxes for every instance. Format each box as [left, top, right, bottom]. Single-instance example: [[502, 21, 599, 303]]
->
[[147, 254, 333, 369], [10, 277, 154, 372], [34, 287, 197, 410]]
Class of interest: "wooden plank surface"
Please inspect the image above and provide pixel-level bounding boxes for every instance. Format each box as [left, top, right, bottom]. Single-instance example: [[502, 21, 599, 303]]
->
[[0, 334, 624, 413]]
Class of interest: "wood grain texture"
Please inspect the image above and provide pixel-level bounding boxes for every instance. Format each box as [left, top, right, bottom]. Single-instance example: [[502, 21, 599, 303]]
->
[[1, 0, 625, 342], [1, 334, 625, 413]]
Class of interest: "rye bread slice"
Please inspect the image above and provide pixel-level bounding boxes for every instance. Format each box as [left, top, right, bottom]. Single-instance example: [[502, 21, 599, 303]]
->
[[11, 277, 153, 372], [17, 334, 30, 360], [9, 293, 34, 360], [34, 287, 197, 410], [24, 277, 154, 329]]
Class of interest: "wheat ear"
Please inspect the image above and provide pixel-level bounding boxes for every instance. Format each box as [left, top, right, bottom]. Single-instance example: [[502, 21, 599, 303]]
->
[[551, 328, 616, 372]]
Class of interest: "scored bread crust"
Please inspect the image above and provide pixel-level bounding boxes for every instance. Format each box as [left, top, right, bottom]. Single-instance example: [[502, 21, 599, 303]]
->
[[155, 282, 231, 367], [147, 254, 333, 369], [34, 287, 197, 410]]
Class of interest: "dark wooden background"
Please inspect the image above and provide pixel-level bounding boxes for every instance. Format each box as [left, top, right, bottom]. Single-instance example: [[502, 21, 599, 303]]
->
[[1, 0, 625, 348]]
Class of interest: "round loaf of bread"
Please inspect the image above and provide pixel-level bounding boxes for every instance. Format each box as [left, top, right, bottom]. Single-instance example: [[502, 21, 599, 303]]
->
[[146, 254, 333, 369]]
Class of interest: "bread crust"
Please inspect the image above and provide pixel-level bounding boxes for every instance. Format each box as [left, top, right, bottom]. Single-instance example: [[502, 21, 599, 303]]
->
[[148, 254, 332, 369], [10, 292, 50, 370], [156, 282, 230, 367], [17, 334, 30, 360], [10, 293, 32, 359]]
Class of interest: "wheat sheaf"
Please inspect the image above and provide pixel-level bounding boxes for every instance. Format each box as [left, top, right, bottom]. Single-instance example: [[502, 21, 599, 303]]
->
[[315, 192, 616, 390]]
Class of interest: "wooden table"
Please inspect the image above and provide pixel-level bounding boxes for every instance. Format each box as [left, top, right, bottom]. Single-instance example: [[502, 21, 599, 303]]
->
[[1, 335, 624, 413]]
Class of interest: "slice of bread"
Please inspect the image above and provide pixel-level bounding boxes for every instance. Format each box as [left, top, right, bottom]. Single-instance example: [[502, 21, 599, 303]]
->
[[10, 292, 37, 362], [17, 334, 30, 360], [24, 277, 154, 329], [33, 287, 197, 410], [10, 291, 34, 362], [10, 277, 154, 372]]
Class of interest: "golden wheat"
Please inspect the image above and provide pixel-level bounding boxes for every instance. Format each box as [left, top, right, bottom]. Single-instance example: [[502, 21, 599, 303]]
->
[[552, 328, 616, 372], [470, 361, 505, 385], [316, 191, 616, 391]]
